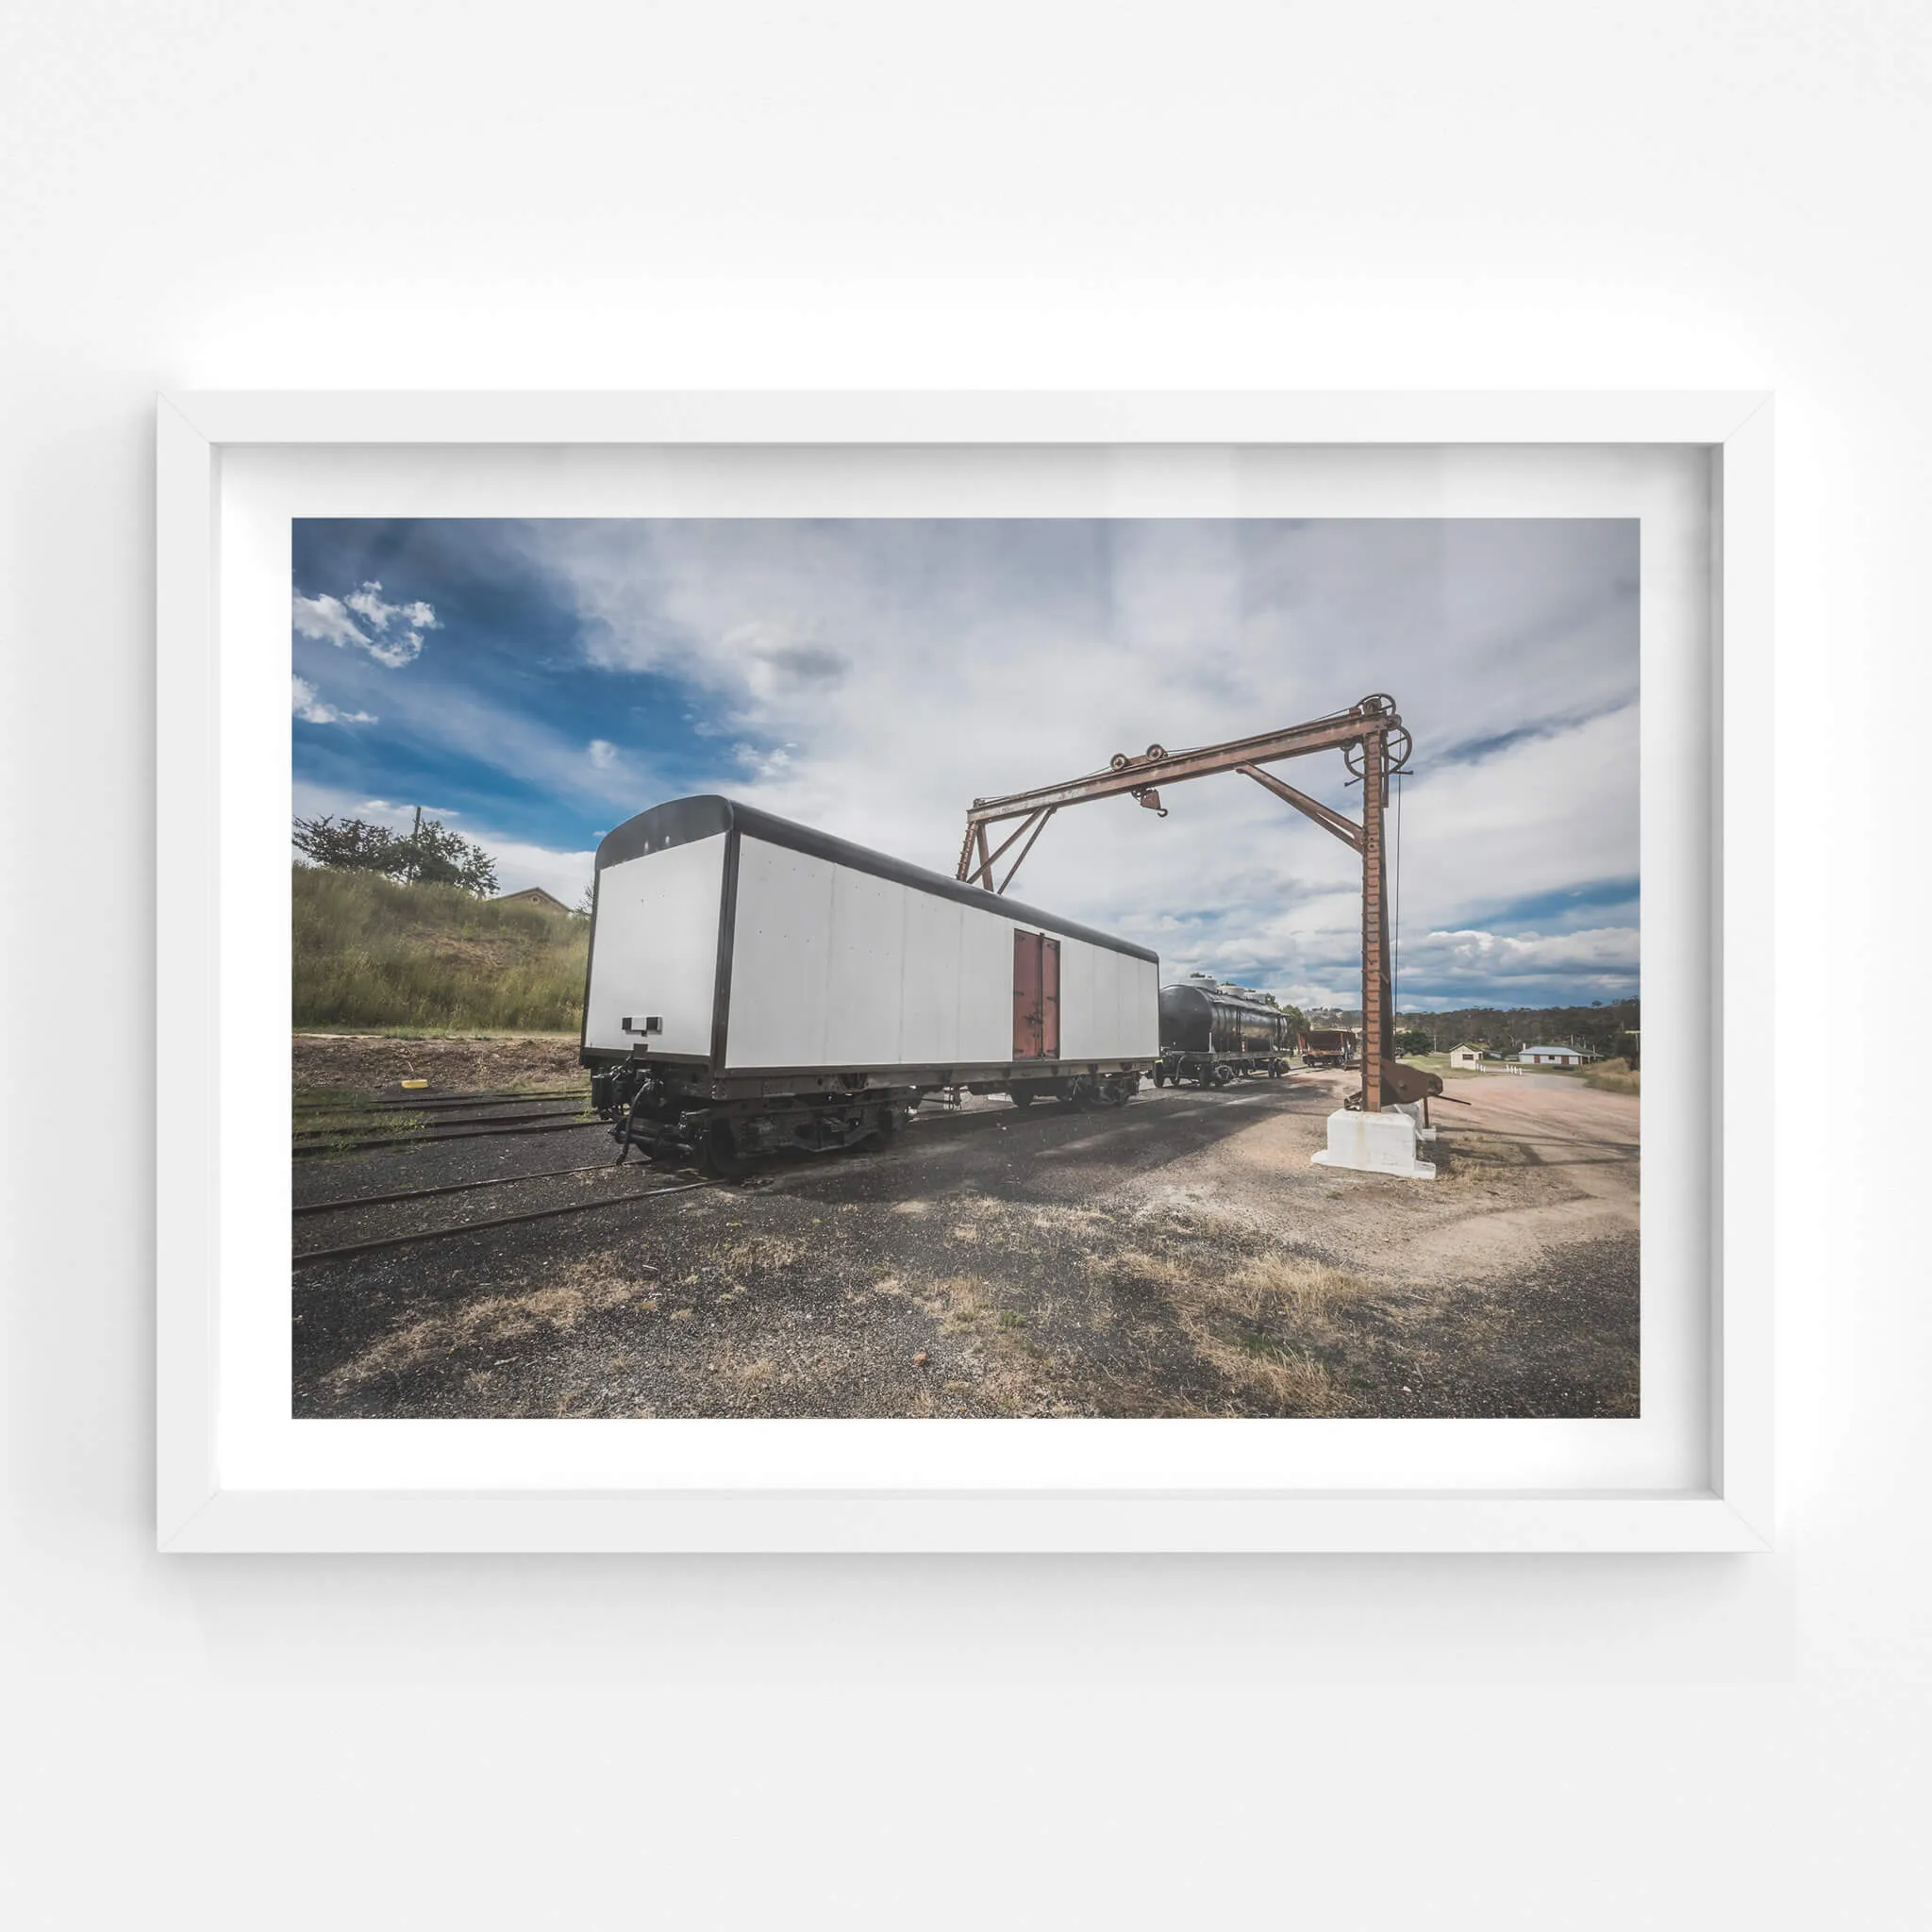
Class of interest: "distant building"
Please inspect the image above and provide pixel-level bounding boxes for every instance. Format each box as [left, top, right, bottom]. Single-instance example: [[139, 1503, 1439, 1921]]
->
[[1519, 1043, 1587, 1067], [494, 886, 572, 917], [1449, 1044, 1488, 1069]]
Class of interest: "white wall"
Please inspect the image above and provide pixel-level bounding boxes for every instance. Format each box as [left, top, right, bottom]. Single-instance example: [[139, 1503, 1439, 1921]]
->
[[2, 5, 1927, 1927]]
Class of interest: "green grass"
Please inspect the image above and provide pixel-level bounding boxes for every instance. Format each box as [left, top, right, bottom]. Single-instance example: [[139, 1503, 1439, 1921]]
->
[[292, 864, 589, 1031], [1399, 1052, 1483, 1080]]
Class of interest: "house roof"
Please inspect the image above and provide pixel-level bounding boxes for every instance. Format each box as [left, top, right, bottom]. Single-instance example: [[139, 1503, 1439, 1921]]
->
[[495, 886, 571, 913]]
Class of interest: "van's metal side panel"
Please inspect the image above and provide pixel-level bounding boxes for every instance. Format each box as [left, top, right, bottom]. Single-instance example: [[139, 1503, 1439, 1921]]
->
[[727, 836, 1007, 1071], [581, 834, 726, 1057], [956, 908, 1011, 1061], [826, 863, 908, 1064], [1130, 957, 1160, 1056], [711, 827, 741, 1069], [726, 838, 838, 1069], [898, 891, 964, 1063], [1056, 936, 1098, 1058]]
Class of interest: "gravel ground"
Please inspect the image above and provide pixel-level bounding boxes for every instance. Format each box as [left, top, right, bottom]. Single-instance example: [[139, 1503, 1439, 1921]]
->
[[291, 1061, 1640, 1420]]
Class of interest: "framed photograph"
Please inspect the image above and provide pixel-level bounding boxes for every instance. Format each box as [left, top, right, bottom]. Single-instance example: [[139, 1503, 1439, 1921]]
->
[[157, 391, 1772, 1552]]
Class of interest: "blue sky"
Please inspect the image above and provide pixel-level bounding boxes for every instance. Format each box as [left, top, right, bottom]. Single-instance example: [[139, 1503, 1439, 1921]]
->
[[292, 517, 1639, 1009]]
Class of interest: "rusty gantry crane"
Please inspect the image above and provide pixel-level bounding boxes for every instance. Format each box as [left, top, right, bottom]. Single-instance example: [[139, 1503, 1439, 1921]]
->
[[955, 693, 1413, 1115]]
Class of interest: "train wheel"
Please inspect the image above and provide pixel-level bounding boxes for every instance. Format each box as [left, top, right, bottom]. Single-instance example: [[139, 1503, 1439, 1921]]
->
[[1152, 1065, 1167, 1088], [1212, 1062, 1235, 1088], [702, 1122, 749, 1178], [1010, 1088, 1035, 1108]]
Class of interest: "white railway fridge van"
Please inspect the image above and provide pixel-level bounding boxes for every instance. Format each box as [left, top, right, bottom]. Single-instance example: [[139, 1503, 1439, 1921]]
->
[[581, 796, 1160, 1167]]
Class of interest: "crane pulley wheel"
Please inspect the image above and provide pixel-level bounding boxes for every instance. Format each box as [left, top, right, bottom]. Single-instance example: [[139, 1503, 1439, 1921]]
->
[[1345, 724, 1414, 780]]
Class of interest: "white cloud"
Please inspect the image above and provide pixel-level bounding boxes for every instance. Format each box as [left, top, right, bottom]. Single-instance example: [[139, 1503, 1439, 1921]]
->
[[293, 579, 438, 669], [1399, 924, 1640, 990], [291, 675, 374, 724], [733, 741, 795, 782], [588, 739, 618, 769]]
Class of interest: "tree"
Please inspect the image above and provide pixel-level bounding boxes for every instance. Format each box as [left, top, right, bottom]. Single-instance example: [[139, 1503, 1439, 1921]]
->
[[292, 810, 498, 897], [1396, 1027, 1433, 1057], [394, 815, 498, 894], [292, 814, 403, 874]]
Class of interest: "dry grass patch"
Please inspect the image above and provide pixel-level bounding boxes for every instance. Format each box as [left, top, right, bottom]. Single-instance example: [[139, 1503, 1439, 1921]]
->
[[1100, 1244, 1370, 1416], [1195, 1331, 1336, 1413], [1584, 1058, 1641, 1094], [924, 1273, 1002, 1332], [721, 1236, 803, 1272], [328, 1261, 656, 1390], [1228, 1255, 1378, 1336]]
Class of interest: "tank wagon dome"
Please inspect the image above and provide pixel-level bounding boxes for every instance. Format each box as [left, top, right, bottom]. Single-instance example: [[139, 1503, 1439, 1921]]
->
[[594, 795, 1158, 963]]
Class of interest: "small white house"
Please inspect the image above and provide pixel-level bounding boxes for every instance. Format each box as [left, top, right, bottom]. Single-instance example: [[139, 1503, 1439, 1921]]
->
[[1449, 1044, 1487, 1070], [1519, 1043, 1584, 1067]]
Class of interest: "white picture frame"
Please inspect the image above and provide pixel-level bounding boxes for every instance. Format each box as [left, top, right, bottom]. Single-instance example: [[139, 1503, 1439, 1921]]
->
[[157, 390, 1773, 1554]]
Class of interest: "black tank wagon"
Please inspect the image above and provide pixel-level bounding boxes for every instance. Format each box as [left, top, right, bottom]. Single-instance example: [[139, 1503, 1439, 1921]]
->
[[1152, 982, 1293, 1088]]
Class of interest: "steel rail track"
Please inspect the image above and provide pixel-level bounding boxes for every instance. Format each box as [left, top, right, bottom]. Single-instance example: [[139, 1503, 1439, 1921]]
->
[[291, 1178, 714, 1266], [293, 1103, 589, 1141], [291, 1116, 605, 1158], [293, 1088, 584, 1115], [293, 1159, 690, 1216]]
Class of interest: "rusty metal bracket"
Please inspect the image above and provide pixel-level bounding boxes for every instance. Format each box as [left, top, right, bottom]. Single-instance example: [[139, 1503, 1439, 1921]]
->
[[1235, 764, 1362, 851]]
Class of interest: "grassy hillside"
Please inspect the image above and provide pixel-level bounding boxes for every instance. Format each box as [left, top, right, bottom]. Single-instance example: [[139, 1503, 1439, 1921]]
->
[[292, 864, 588, 1031]]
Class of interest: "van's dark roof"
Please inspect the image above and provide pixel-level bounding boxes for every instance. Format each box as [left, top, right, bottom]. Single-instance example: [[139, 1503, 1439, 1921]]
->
[[596, 795, 1158, 962]]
